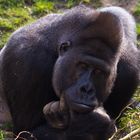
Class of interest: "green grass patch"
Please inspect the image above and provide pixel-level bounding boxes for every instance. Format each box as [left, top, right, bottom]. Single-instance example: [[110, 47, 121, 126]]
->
[[0, 18, 14, 31], [137, 24, 140, 47], [119, 108, 140, 130], [32, 1, 55, 16], [134, 2, 140, 16], [0, 130, 4, 140], [0, 32, 11, 48], [0, 0, 102, 48], [115, 87, 140, 139], [0, 0, 23, 8], [0, 2, 35, 48], [137, 23, 140, 35]]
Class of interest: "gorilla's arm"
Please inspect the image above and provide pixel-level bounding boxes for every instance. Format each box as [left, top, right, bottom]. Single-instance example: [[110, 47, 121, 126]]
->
[[43, 99, 116, 140]]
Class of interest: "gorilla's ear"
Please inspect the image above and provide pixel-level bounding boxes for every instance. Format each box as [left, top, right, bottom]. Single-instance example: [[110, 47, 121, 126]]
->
[[84, 11, 123, 52]]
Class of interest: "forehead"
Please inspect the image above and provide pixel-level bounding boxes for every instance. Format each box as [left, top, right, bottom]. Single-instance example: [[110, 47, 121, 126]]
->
[[72, 39, 113, 62], [57, 7, 115, 63], [57, 7, 97, 42], [58, 27, 113, 63]]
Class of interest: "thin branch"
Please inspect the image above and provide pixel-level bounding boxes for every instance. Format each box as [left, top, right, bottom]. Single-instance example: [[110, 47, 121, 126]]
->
[[119, 128, 140, 140], [15, 131, 37, 140]]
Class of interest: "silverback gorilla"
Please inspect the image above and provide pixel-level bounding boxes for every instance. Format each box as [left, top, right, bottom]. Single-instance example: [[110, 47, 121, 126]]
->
[[0, 6, 139, 140]]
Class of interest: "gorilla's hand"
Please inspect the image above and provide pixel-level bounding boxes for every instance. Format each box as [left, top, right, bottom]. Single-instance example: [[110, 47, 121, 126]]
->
[[43, 98, 70, 130], [66, 107, 116, 139]]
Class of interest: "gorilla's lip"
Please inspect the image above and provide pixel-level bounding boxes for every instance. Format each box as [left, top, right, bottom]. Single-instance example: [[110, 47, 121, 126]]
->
[[70, 102, 94, 113]]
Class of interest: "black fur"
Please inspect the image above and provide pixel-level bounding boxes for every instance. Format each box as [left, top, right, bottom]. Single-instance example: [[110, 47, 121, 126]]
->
[[0, 6, 139, 140]]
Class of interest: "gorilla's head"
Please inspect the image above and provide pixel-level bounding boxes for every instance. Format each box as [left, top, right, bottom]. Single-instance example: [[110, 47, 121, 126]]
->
[[52, 8, 123, 113]]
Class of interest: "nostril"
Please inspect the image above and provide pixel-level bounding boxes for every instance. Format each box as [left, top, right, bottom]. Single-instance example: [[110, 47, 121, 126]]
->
[[80, 85, 94, 94], [80, 86, 87, 93]]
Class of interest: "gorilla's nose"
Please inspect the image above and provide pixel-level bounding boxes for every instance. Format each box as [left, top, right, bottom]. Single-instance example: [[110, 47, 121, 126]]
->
[[79, 82, 95, 96]]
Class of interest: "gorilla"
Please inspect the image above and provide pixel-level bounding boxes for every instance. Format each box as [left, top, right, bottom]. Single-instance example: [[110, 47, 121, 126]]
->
[[0, 5, 139, 140]]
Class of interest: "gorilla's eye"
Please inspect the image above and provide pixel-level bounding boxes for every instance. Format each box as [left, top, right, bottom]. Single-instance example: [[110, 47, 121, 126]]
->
[[94, 68, 102, 75], [76, 62, 89, 77], [59, 41, 71, 54], [79, 63, 88, 71]]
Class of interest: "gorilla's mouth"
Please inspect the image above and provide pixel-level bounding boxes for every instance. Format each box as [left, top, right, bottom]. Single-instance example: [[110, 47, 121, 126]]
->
[[70, 102, 95, 113]]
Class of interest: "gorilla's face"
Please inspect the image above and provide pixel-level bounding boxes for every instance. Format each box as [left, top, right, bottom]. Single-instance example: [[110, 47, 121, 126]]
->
[[53, 38, 117, 113], [52, 10, 122, 114]]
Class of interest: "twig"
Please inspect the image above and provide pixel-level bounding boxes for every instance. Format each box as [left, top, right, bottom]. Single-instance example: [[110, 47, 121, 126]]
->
[[119, 128, 140, 140], [15, 131, 37, 140], [108, 126, 118, 140]]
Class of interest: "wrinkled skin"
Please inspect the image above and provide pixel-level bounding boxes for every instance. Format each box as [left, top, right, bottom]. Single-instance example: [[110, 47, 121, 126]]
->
[[0, 6, 139, 140]]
